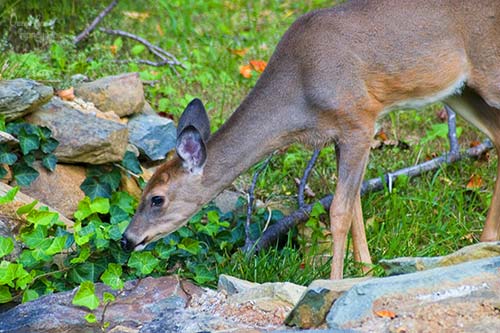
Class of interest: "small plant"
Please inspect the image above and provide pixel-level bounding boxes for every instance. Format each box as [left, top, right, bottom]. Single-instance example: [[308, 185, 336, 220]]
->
[[0, 117, 59, 186]]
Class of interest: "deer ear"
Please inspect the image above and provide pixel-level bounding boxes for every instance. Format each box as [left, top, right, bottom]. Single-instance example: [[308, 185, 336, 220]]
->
[[176, 99, 211, 173]]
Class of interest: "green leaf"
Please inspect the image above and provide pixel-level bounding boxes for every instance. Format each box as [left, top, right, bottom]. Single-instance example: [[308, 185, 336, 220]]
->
[[191, 265, 216, 284], [45, 236, 68, 255], [40, 138, 59, 154], [178, 238, 201, 255], [80, 178, 112, 199], [131, 44, 146, 55], [72, 281, 100, 310], [0, 237, 14, 259], [70, 246, 91, 264], [0, 285, 12, 303], [0, 186, 18, 204], [0, 261, 17, 286], [42, 154, 57, 172], [69, 262, 104, 284], [26, 209, 59, 226], [14, 265, 32, 289], [90, 197, 110, 214], [18, 131, 40, 155], [111, 191, 136, 214], [12, 163, 39, 186], [100, 263, 123, 290], [0, 151, 17, 165], [20, 226, 48, 248], [99, 168, 122, 191], [113, 37, 123, 50], [22, 289, 39, 303], [108, 221, 128, 241], [0, 115, 5, 131], [85, 313, 97, 323], [110, 206, 129, 225], [103, 291, 115, 303], [16, 200, 38, 215], [50, 43, 67, 70], [122, 151, 142, 175], [127, 252, 159, 275]]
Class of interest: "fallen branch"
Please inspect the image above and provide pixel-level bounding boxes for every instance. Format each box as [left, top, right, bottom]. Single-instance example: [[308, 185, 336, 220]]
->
[[74, 0, 118, 44], [250, 139, 494, 252], [298, 149, 320, 207], [99, 28, 184, 69]]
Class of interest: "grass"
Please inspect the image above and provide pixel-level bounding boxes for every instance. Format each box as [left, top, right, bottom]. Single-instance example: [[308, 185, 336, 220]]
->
[[1, 0, 496, 284]]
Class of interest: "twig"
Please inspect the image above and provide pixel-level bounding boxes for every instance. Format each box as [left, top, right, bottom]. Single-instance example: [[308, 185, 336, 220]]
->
[[99, 28, 184, 69], [445, 105, 460, 161], [250, 139, 494, 252], [244, 154, 274, 250], [298, 149, 320, 207], [74, 0, 118, 44]]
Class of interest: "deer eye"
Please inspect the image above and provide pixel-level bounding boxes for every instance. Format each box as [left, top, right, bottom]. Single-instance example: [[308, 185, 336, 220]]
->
[[151, 196, 165, 207]]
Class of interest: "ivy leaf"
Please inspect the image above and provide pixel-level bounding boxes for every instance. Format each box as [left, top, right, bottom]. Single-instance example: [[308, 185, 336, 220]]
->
[[0, 151, 17, 165], [20, 226, 48, 248], [127, 251, 159, 276], [91, 197, 110, 214], [16, 200, 38, 215], [26, 210, 59, 226], [100, 263, 124, 290], [0, 115, 5, 131], [40, 138, 59, 154], [122, 151, 142, 175], [131, 44, 146, 56], [70, 246, 91, 264], [18, 131, 40, 155], [178, 238, 201, 255], [111, 191, 136, 214], [103, 291, 115, 303], [85, 313, 97, 323], [190, 264, 216, 285], [12, 163, 39, 186], [80, 178, 112, 199], [0, 186, 18, 204], [22, 289, 39, 303], [0, 285, 12, 303], [0, 237, 14, 259], [69, 262, 104, 283], [110, 206, 129, 225], [72, 281, 100, 310], [99, 168, 122, 191], [42, 154, 57, 172], [108, 221, 129, 241], [45, 236, 68, 255]]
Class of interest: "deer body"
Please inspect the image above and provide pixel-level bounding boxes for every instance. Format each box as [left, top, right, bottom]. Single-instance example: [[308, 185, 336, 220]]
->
[[122, 0, 500, 279]]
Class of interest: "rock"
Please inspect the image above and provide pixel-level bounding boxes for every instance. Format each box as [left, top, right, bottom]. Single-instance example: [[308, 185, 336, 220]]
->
[[0, 276, 203, 333], [127, 113, 176, 161], [70, 74, 89, 84], [0, 131, 18, 146], [285, 277, 370, 329], [218, 274, 259, 295], [326, 256, 500, 331], [74, 73, 145, 117], [0, 182, 73, 230], [141, 101, 157, 116], [0, 79, 53, 120], [228, 281, 306, 308], [26, 97, 128, 164], [120, 171, 142, 201], [19, 162, 86, 218], [214, 190, 244, 214], [380, 241, 500, 276]]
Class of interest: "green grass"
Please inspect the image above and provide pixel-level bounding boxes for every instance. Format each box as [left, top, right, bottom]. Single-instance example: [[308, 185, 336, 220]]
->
[[1, 0, 496, 285]]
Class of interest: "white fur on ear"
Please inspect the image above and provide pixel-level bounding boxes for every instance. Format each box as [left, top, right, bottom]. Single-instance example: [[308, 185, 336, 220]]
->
[[176, 127, 206, 174]]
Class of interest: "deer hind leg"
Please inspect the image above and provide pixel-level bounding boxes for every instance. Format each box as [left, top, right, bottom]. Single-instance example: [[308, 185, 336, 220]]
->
[[445, 86, 500, 241], [330, 134, 372, 279]]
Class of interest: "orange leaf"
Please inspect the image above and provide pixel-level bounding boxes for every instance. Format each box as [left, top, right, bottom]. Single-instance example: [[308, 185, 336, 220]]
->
[[110, 44, 118, 56], [156, 24, 164, 37], [250, 60, 267, 73], [466, 174, 483, 189], [239, 64, 253, 78], [375, 130, 388, 141], [469, 140, 481, 148], [57, 87, 75, 101], [375, 310, 397, 319], [230, 48, 249, 57]]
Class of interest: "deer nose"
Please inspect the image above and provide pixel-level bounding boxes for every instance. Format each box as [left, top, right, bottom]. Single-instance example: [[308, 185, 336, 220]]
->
[[120, 236, 135, 252]]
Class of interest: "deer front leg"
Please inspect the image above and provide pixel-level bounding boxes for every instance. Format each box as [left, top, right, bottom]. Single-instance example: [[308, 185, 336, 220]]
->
[[351, 195, 372, 273], [330, 139, 372, 279]]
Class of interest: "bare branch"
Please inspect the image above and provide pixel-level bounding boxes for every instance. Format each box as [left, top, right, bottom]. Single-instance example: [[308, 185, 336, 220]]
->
[[74, 0, 118, 44], [250, 139, 494, 252], [99, 28, 184, 68], [298, 149, 320, 207]]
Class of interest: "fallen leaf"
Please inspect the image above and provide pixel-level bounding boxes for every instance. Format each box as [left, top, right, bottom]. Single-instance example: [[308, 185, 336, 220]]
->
[[466, 174, 483, 189], [239, 64, 253, 78], [469, 140, 481, 148], [56, 87, 75, 101], [123, 11, 150, 22], [230, 48, 249, 57], [110, 44, 118, 56], [156, 24, 164, 37], [375, 309, 397, 319], [250, 60, 267, 73], [375, 130, 388, 141], [436, 107, 448, 122]]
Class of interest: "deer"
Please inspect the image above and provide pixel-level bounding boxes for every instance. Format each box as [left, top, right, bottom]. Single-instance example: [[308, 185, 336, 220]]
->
[[121, 0, 500, 279]]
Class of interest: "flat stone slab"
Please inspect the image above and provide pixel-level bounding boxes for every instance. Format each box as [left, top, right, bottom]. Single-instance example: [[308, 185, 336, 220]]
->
[[0, 79, 53, 120], [327, 256, 500, 331]]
